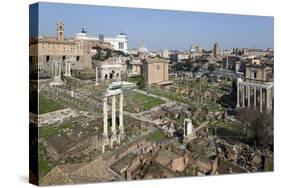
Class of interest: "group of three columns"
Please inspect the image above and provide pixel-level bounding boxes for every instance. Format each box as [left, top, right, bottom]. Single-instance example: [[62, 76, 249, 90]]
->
[[102, 92, 124, 153]]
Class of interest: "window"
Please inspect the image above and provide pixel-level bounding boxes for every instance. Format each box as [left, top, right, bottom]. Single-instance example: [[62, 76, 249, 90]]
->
[[62, 56, 66, 61], [254, 72, 257, 79], [157, 64, 160, 70], [76, 56, 80, 61], [118, 42, 124, 49], [46, 55, 50, 62]]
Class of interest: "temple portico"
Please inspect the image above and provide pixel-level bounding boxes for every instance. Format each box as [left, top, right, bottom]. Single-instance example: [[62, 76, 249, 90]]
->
[[237, 78, 273, 112]]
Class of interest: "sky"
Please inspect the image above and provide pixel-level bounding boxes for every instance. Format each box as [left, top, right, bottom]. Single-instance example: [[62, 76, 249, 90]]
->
[[30, 2, 274, 51]]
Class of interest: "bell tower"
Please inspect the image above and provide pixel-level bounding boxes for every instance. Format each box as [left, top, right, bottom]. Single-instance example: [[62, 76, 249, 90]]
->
[[56, 21, 64, 41]]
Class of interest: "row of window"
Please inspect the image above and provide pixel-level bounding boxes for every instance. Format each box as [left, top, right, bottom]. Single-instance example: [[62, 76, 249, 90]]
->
[[40, 43, 84, 52], [45, 55, 80, 62]]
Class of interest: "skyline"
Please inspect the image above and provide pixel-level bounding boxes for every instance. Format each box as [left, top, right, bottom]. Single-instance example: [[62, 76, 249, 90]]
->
[[31, 2, 274, 51]]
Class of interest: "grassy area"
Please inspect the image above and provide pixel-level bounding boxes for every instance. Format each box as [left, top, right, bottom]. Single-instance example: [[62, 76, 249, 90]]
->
[[39, 122, 74, 138], [266, 159, 274, 171], [208, 119, 240, 138], [38, 143, 52, 178], [72, 69, 95, 80], [145, 128, 166, 143], [144, 83, 224, 112], [124, 91, 165, 112], [128, 75, 145, 88], [39, 95, 65, 114]]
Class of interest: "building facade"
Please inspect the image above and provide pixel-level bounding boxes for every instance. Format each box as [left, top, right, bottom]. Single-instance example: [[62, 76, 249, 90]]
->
[[237, 59, 273, 112], [29, 21, 112, 76], [99, 56, 127, 81], [141, 57, 169, 85], [76, 31, 128, 54]]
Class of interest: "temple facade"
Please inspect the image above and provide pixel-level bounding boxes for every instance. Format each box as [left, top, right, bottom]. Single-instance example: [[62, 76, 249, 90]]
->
[[236, 59, 273, 112]]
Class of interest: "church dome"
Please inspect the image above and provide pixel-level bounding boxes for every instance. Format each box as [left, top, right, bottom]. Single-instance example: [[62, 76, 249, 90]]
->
[[138, 41, 148, 53], [138, 46, 148, 53]]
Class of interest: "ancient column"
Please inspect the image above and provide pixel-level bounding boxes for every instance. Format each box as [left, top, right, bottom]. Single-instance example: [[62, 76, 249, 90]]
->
[[186, 120, 193, 136], [183, 122, 186, 137], [119, 92, 124, 136], [111, 95, 116, 136], [266, 88, 271, 111], [51, 61, 54, 75], [254, 87, 257, 108], [95, 66, 99, 85], [247, 86, 251, 107], [259, 88, 263, 112], [65, 61, 68, 76], [58, 61, 61, 77], [242, 85, 245, 107], [236, 83, 240, 107], [103, 97, 108, 136], [54, 61, 57, 77], [68, 61, 71, 76]]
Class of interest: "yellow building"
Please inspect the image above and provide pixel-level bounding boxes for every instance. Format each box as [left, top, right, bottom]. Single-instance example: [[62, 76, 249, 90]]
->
[[29, 21, 112, 75], [141, 57, 169, 85]]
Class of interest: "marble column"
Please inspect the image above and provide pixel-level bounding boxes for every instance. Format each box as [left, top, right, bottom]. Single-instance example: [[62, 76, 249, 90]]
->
[[254, 87, 257, 108], [54, 62, 57, 77], [237, 83, 240, 107], [183, 123, 186, 137], [103, 97, 108, 136], [266, 88, 271, 111], [68, 62, 71, 76], [247, 86, 251, 107], [58, 61, 61, 77], [111, 95, 116, 135], [65, 62, 68, 76], [119, 93, 124, 136], [95, 66, 99, 85], [259, 88, 263, 112], [51, 61, 54, 75], [242, 85, 245, 107]]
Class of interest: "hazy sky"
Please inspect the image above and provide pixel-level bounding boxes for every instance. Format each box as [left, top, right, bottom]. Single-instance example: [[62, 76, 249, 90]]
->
[[30, 2, 274, 51]]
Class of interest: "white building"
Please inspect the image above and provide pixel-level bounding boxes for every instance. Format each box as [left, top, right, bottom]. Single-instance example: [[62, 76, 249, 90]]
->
[[76, 30, 128, 54], [160, 49, 170, 59], [99, 56, 127, 81], [177, 51, 190, 61], [128, 58, 142, 77]]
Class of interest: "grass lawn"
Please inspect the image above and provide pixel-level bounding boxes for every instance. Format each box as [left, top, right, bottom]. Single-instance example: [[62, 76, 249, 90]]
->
[[208, 120, 240, 138], [144, 84, 223, 112], [39, 122, 74, 138], [266, 159, 274, 171], [124, 91, 165, 112], [72, 70, 95, 80], [39, 95, 65, 114], [38, 143, 52, 178], [145, 128, 166, 143]]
